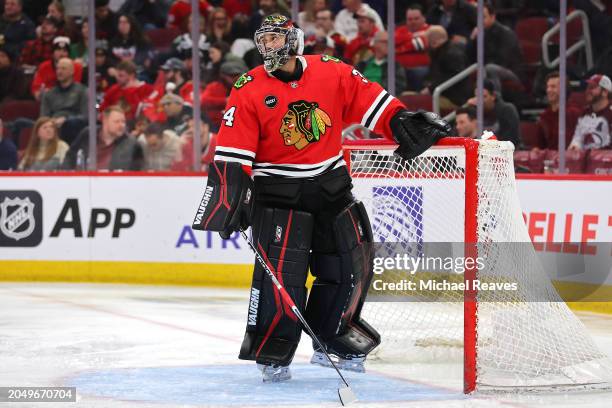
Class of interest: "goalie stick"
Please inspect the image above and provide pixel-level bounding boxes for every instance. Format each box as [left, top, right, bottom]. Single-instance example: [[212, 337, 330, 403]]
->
[[240, 230, 358, 406]]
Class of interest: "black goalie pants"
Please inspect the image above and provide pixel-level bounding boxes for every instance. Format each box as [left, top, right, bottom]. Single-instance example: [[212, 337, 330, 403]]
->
[[238, 166, 380, 366]]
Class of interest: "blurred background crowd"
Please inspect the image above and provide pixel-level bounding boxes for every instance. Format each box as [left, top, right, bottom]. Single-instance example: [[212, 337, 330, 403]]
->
[[0, 0, 610, 174]]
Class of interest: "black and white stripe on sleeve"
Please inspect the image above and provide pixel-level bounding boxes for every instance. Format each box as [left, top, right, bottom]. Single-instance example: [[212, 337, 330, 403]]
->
[[361, 90, 393, 131], [214, 147, 255, 167]]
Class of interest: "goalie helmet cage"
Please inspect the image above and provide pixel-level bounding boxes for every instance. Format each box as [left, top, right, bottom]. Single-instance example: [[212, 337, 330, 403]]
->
[[342, 137, 612, 394]]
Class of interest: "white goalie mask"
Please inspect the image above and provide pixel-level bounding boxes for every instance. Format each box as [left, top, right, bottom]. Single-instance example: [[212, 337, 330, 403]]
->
[[254, 14, 304, 73]]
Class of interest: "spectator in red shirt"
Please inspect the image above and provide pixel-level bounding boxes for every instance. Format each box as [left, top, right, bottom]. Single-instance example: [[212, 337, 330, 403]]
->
[[222, 0, 252, 19], [395, 4, 430, 91], [201, 59, 247, 131], [535, 71, 581, 150], [21, 16, 60, 68], [344, 7, 379, 65], [31, 36, 83, 100], [167, 0, 211, 33], [99, 60, 155, 121]]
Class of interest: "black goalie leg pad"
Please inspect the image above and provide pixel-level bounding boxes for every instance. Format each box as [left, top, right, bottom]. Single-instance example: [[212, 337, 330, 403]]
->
[[305, 201, 380, 358], [239, 206, 313, 366]]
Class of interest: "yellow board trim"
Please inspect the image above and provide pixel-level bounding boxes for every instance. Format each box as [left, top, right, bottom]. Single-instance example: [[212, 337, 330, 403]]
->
[[0, 260, 255, 287], [1, 261, 610, 314]]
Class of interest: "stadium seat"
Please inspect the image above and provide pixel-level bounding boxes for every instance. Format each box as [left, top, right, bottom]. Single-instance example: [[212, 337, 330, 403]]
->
[[520, 121, 540, 149], [545, 149, 587, 173], [516, 17, 549, 65], [147, 27, 181, 52], [513, 149, 546, 173], [0, 100, 40, 122], [17, 127, 32, 151], [399, 94, 433, 112], [585, 149, 612, 174]]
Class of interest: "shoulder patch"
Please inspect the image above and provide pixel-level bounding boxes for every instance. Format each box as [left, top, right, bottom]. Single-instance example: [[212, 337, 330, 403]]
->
[[321, 55, 341, 63], [233, 73, 254, 89]]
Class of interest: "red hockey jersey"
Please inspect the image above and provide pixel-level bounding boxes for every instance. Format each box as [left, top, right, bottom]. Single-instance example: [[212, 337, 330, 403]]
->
[[214, 54, 405, 177]]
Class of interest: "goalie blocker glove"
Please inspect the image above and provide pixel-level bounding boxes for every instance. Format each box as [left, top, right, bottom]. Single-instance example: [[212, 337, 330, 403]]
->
[[390, 109, 453, 161], [192, 161, 254, 239]]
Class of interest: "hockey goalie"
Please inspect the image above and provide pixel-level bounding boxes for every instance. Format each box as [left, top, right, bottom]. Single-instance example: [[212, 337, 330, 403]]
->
[[192, 15, 452, 382]]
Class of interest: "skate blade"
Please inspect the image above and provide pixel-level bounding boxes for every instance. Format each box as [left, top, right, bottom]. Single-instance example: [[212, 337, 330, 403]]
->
[[311, 353, 366, 373], [338, 386, 357, 406]]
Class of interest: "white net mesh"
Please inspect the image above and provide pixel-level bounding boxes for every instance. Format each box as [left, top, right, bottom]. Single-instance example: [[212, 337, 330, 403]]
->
[[347, 139, 612, 391]]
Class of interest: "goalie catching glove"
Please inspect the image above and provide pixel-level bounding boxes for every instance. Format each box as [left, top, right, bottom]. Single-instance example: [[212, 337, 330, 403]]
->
[[192, 161, 254, 239], [390, 109, 453, 161]]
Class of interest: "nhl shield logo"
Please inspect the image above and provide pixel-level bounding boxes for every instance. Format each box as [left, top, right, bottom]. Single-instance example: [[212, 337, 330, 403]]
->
[[0, 197, 36, 241]]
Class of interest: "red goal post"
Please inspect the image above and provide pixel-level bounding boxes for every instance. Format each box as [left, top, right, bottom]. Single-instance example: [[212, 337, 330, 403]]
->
[[342, 137, 612, 393]]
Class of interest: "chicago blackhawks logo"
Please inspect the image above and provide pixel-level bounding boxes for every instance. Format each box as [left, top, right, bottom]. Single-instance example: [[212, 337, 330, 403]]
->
[[280, 100, 331, 150], [233, 73, 253, 89]]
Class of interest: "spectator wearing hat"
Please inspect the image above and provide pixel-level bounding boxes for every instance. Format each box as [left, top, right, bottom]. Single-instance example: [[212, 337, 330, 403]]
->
[[95, 0, 119, 39], [466, 78, 520, 147], [40, 58, 88, 145], [222, 0, 253, 20], [335, 1, 383, 42], [161, 58, 192, 99], [395, 4, 430, 91], [534, 71, 581, 150], [569, 74, 612, 151], [357, 31, 407, 94], [0, 45, 29, 102], [159, 93, 193, 135], [20, 16, 60, 67], [168, 0, 211, 33], [31, 36, 83, 100], [140, 57, 196, 123], [344, 7, 379, 65], [90, 40, 116, 96], [0, 0, 36, 56], [138, 122, 182, 171], [100, 60, 155, 121], [63, 106, 144, 171], [201, 59, 247, 131], [0, 119, 17, 170]]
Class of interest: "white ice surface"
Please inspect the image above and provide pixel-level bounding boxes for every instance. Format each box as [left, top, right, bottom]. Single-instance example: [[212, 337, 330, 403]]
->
[[1, 283, 612, 408]]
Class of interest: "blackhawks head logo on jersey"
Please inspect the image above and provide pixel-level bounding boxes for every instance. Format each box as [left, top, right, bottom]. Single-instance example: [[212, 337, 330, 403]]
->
[[280, 100, 332, 150]]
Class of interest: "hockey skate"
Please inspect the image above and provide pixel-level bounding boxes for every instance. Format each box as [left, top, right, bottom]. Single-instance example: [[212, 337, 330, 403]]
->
[[257, 363, 292, 383], [310, 350, 366, 373]]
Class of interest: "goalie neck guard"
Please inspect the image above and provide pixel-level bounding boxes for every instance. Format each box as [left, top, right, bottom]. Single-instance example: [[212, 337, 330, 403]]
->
[[254, 14, 304, 73]]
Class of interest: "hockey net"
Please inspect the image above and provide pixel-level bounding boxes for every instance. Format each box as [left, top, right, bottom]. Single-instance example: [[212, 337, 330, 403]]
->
[[343, 137, 612, 393]]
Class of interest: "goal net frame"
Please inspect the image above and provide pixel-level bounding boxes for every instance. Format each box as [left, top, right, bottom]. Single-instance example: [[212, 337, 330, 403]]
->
[[342, 137, 612, 394]]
